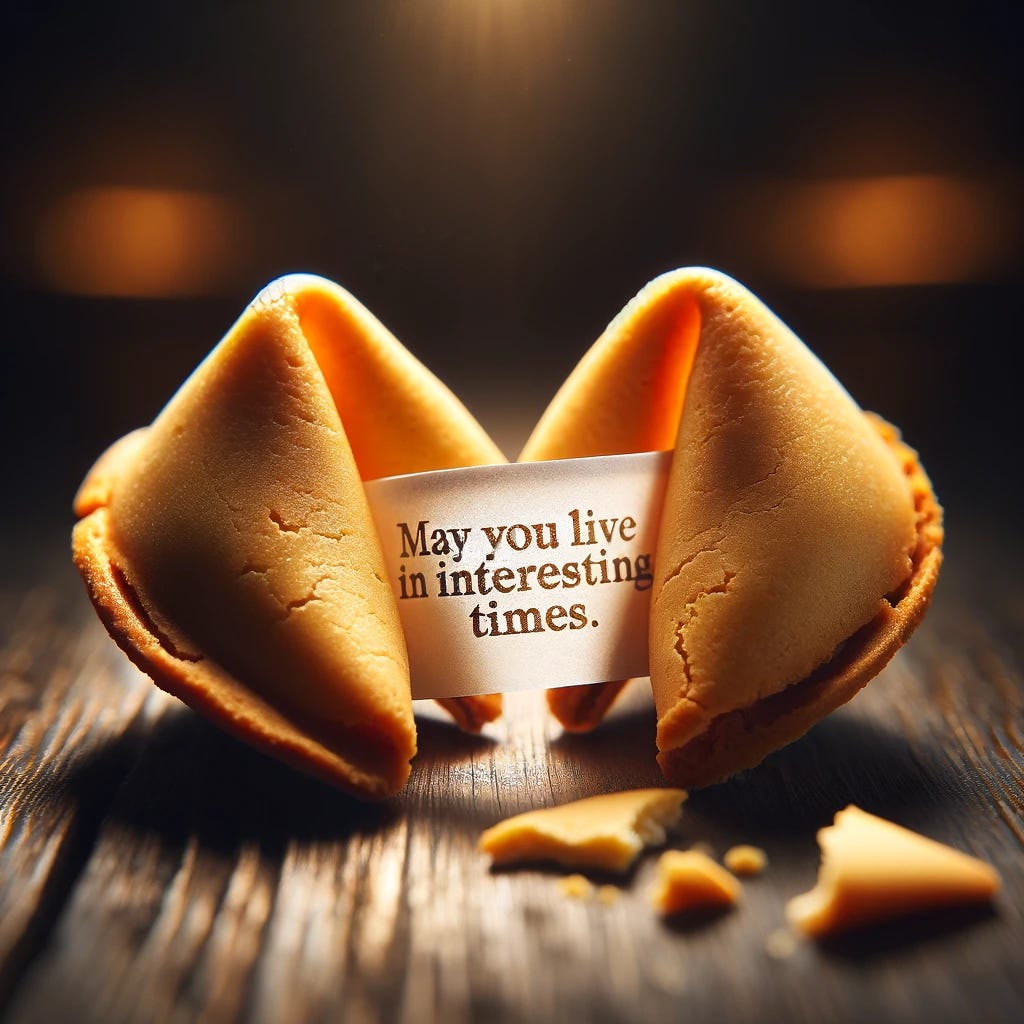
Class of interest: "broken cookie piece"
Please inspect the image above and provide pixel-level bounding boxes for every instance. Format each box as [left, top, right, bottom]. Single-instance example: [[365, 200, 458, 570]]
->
[[651, 850, 741, 915], [786, 805, 1001, 937], [523, 268, 941, 785], [479, 788, 687, 872], [73, 275, 505, 800]]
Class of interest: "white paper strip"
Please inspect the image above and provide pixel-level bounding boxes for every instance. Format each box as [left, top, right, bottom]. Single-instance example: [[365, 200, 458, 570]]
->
[[363, 451, 672, 700]]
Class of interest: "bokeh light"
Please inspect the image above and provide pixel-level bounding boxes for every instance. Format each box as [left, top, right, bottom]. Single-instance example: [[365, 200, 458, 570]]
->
[[34, 187, 246, 298]]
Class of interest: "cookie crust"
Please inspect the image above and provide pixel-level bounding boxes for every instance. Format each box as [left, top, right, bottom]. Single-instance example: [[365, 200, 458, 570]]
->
[[657, 416, 942, 787]]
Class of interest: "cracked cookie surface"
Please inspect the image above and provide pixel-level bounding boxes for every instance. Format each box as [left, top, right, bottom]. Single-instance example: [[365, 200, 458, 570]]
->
[[73, 275, 505, 799]]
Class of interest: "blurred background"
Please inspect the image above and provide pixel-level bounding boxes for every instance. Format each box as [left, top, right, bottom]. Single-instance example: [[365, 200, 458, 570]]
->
[[2, 0, 1022, 534]]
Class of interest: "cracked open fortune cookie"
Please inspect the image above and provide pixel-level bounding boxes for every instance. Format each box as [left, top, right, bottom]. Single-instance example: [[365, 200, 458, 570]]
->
[[73, 268, 941, 800]]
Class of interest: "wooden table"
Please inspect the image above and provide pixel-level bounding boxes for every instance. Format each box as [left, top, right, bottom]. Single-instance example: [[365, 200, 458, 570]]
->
[[1, 508, 1021, 1024]]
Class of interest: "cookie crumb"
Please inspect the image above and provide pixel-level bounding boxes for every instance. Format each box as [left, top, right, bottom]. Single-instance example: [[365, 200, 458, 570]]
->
[[559, 874, 595, 900], [724, 845, 767, 876], [765, 928, 797, 959]]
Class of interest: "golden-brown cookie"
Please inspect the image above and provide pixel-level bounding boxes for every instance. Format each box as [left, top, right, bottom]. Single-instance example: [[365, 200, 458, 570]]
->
[[73, 275, 504, 799], [524, 269, 941, 784]]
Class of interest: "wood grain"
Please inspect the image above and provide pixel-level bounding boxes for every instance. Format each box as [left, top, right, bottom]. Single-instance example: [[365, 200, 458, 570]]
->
[[1, 524, 1022, 1024]]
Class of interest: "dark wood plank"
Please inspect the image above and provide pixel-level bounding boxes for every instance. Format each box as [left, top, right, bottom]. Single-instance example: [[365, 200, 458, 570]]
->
[[2, 523, 1023, 1024], [0, 560, 168, 1012]]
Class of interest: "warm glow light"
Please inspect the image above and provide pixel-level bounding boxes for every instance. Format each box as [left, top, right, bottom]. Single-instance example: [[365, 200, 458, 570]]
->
[[34, 186, 244, 297], [762, 175, 1008, 287]]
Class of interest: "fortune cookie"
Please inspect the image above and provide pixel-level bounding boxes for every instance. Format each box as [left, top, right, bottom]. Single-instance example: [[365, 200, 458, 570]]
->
[[73, 275, 504, 799], [522, 269, 942, 785]]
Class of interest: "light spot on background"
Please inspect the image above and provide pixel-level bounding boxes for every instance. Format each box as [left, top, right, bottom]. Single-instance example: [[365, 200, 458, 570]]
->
[[752, 175, 1011, 287], [34, 187, 245, 297]]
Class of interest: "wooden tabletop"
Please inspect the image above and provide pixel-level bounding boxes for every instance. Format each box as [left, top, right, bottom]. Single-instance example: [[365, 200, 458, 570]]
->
[[1, 509, 1021, 1024]]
